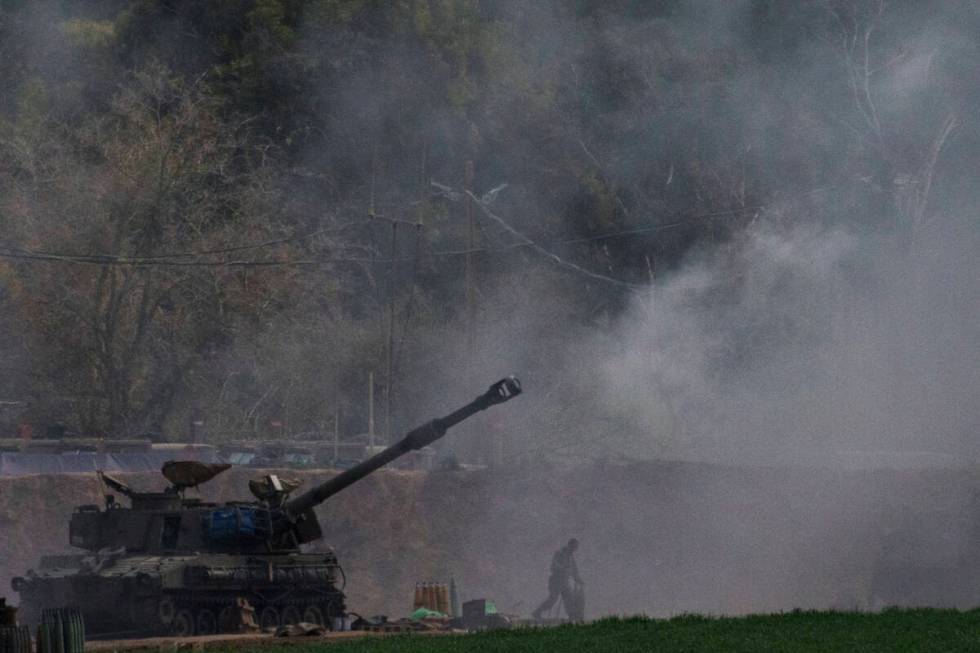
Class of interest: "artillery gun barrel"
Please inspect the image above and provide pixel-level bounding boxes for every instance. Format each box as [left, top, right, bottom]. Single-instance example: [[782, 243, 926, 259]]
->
[[285, 376, 521, 516]]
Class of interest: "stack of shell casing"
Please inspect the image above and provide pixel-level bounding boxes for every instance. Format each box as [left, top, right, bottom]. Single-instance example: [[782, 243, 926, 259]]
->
[[0, 626, 31, 653], [36, 609, 84, 653], [413, 582, 450, 614]]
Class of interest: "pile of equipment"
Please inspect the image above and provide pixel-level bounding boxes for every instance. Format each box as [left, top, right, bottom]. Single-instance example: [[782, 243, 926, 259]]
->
[[413, 582, 450, 616], [36, 609, 85, 653], [0, 626, 30, 653], [0, 597, 29, 653], [0, 602, 85, 653], [0, 597, 32, 653]]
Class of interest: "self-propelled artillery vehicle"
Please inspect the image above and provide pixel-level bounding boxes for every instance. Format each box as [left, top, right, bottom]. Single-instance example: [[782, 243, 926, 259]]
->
[[12, 377, 521, 638]]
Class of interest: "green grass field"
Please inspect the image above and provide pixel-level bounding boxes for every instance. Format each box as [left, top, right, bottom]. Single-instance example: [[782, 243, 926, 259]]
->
[[227, 610, 980, 653]]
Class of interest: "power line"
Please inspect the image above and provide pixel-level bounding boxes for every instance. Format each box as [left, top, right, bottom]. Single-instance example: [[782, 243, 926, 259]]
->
[[0, 247, 323, 267], [0, 205, 756, 269], [137, 219, 366, 259], [0, 217, 379, 264]]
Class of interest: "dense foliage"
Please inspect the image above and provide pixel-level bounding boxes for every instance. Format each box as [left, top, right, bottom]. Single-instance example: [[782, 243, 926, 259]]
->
[[0, 1, 975, 445]]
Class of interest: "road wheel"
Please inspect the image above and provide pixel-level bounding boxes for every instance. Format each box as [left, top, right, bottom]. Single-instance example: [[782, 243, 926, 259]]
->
[[217, 605, 237, 633], [158, 597, 176, 625], [196, 608, 217, 636], [321, 601, 342, 628], [172, 609, 195, 637], [258, 606, 280, 630], [281, 605, 302, 626], [302, 606, 324, 626]]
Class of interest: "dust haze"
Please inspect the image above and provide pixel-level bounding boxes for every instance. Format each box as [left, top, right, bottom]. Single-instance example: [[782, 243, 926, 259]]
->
[[381, 1, 980, 616], [2, 0, 979, 620]]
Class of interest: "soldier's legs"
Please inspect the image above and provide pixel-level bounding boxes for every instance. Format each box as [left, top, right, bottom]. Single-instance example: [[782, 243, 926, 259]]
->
[[561, 585, 584, 621], [532, 589, 560, 619]]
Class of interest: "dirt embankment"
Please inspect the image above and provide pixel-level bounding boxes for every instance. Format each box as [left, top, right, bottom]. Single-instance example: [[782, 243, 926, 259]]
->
[[1, 462, 977, 618]]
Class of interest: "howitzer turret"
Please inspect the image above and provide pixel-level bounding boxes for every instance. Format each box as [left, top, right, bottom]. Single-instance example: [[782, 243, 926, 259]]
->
[[12, 377, 521, 638]]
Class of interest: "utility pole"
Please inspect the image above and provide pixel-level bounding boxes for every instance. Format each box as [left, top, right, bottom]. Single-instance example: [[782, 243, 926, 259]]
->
[[333, 402, 340, 464], [464, 160, 476, 365], [367, 144, 378, 453], [463, 160, 487, 465], [385, 221, 397, 443], [368, 371, 375, 450], [369, 144, 378, 218]]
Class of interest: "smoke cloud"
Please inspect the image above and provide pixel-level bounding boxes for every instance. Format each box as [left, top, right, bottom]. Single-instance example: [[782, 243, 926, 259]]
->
[[2, 0, 978, 620], [382, 0, 980, 616]]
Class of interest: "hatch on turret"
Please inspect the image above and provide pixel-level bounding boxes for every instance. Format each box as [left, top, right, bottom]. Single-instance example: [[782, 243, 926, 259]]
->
[[162, 461, 231, 490]]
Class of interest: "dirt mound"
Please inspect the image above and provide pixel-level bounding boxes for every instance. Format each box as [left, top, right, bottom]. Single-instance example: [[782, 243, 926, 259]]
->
[[1, 462, 977, 617]]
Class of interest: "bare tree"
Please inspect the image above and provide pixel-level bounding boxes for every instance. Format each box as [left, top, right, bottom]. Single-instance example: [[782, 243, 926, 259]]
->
[[823, 0, 959, 252], [0, 65, 294, 435]]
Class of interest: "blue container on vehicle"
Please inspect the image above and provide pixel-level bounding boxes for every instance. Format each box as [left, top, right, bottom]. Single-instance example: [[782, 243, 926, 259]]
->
[[204, 507, 266, 541]]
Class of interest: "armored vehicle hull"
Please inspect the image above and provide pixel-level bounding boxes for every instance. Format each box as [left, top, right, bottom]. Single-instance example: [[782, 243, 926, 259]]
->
[[15, 551, 344, 637]]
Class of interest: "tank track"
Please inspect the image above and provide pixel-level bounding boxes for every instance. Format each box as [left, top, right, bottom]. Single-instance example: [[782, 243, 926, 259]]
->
[[162, 589, 346, 636]]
